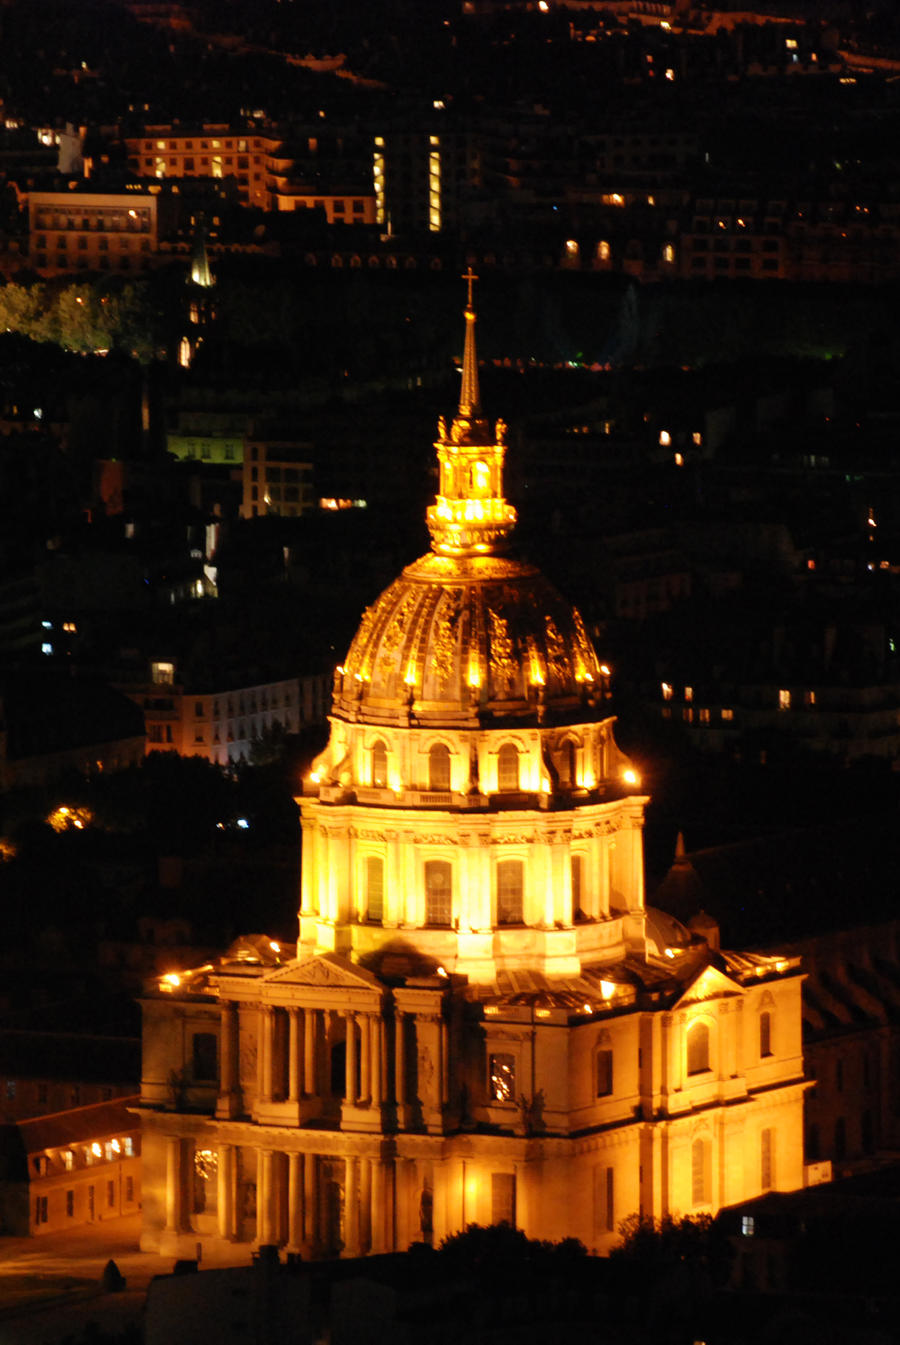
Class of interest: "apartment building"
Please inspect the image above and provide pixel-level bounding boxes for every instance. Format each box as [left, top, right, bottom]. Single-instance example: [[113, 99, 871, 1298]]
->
[[27, 181, 179, 276], [123, 125, 272, 208]]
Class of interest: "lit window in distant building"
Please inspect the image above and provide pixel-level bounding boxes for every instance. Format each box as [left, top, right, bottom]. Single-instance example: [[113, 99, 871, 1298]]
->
[[684, 685, 693, 702], [659, 430, 671, 446], [674, 452, 684, 466], [778, 689, 791, 710], [152, 662, 174, 685], [805, 690, 816, 706], [661, 682, 673, 701], [597, 240, 611, 262], [721, 708, 734, 721], [662, 243, 675, 263], [41, 642, 53, 655]]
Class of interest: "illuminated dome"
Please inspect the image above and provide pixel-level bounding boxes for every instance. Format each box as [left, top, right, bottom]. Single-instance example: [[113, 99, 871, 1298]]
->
[[332, 271, 604, 730]]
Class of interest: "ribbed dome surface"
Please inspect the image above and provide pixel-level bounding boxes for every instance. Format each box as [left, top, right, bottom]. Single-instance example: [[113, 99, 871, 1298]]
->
[[332, 550, 602, 727]]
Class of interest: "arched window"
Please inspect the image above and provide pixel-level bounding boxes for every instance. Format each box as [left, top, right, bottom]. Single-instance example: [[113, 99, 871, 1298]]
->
[[759, 1011, 772, 1058], [371, 741, 388, 788], [365, 856, 384, 923], [691, 1138, 711, 1205], [497, 859, 524, 925], [497, 743, 519, 792], [429, 743, 451, 791], [560, 739, 577, 787], [425, 860, 452, 927], [687, 1022, 710, 1076]]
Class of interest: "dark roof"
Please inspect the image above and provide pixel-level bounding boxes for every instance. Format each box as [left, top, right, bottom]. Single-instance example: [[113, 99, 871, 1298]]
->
[[0, 671, 145, 759], [0, 1031, 140, 1086], [16, 1096, 139, 1154]]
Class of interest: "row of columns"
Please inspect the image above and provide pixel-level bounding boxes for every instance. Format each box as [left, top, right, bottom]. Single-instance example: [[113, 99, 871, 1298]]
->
[[163, 1136, 466, 1256], [217, 998, 451, 1125]]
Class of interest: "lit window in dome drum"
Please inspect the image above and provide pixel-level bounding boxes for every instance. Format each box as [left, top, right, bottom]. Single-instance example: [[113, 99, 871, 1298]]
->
[[497, 860, 523, 924], [428, 743, 451, 791], [497, 743, 519, 791], [371, 741, 388, 788], [425, 860, 452, 926]]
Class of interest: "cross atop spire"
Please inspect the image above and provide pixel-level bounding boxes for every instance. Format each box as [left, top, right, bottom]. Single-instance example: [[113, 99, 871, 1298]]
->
[[459, 267, 481, 419]]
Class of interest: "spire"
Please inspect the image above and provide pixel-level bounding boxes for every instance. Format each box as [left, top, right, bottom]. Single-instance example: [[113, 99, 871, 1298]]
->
[[459, 266, 481, 418], [425, 274, 517, 557]]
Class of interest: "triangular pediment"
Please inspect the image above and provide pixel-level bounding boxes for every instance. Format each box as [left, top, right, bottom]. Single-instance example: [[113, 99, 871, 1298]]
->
[[262, 952, 384, 991], [674, 963, 742, 1008]]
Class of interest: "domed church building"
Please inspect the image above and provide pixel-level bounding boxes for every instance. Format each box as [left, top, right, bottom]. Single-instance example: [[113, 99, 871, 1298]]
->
[[138, 279, 807, 1260]]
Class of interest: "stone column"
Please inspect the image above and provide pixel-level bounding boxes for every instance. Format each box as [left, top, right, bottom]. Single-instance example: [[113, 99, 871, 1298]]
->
[[257, 1007, 271, 1104], [394, 1012, 405, 1108], [303, 1008, 316, 1095], [344, 1155, 360, 1256], [165, 1135, 182, 1232], [258, 1149, 275, 1245], [217, 1143, 234, 1240], [359, 1014, 371, 1103], [303, 1153, 316, 1250], [288, 1008, 302, 1104], [287, 1152, 304, 1249], [217, 1001, 240, 1117], [345, 1012, 357, 1106], [370, 1159, 385, 1253], [440, 1016, 449, 1105], [360, 1156, 372, 1254], [371, 1017, 383, 1109]]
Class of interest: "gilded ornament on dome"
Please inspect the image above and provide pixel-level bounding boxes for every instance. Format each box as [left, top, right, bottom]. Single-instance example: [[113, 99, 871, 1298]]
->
[[430, 591, 461, 690], [344, 602, 378, 676], [572, 608, 596, 669], [487, 607, 516, 689], [544, 616, 568, 680], [377, 590, 420, 682]]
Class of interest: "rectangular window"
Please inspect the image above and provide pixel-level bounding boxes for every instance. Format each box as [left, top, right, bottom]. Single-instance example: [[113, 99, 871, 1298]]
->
[[192, 1032, 218, 1082], [37, 1195, 48, 1224], [66, 1189, 74, 1217], [126, 1176, 134, 1202], [596, 1048, 613, 1097], [489, 1053, 515, 1103], [491, 1173, 516, 1227], [107, 1180, 116, 1208]]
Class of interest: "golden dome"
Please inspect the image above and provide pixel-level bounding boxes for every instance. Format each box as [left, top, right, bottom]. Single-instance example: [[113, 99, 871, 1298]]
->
[[331, 272, 604, 729]]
